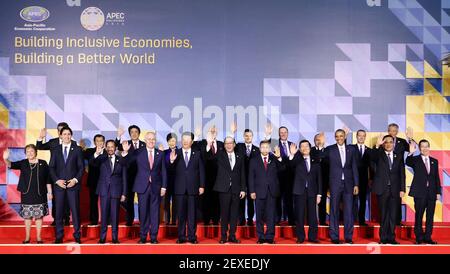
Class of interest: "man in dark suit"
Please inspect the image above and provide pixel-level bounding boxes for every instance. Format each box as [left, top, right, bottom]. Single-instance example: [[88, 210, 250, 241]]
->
[[388, 123, 413, 225], [311, 133, 329, 226], [248, 140, 284, 244], [83, 134, 105, 225], [36, 122, 73, 226], [406, 139, 441, 245], [90, 140, 127, 244], [193, 126, 223, 225], [115, 125, 146, 226], [351, 130, 372, 226], [289, 140, 322, 243], [324, 129, 359, 244], [164, 133, 178, 225], [370, 135, 405, 244], [233, 127, 259, 226], [170, 132, 205, 244], [209, 136, 246, 243], [264, 123, 295, 225], [122, 132, 167, 244], [48, 126, 84, 244]]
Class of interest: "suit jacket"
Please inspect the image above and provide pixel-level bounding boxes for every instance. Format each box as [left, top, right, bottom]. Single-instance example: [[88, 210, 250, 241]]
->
[[406, 155, 441, 198], [311, 146, 329, 196], [289, 153, 322, 197], [194, 139, 224, 187], [323, 144, 359, 193], [164, 147, 177, 193], [36, 138, 77, 151], [171, 148, 206, 195], [393, 136, 410, 155], [115, 138, 145, 188], [49, 144, 84, 190], [248, 154, 284, 199], [350, 144, 372, 186], [91, 154, 127, 198], [83, 147, 106, 188], [124, 147, 167, 194], [209, 150, 247, 194], [369, 148, 405, 195], [235, 143, 260, 188], [11, 159, 50, 195]]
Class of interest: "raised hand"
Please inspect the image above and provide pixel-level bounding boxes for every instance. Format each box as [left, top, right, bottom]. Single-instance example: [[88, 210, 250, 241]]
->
[[39, 128, 46, 139], [289, 143, 298, 156], [194, 126, 202, 139], [265, 122, 273, 137], [2, 149, 9, 161], [158, 143, 165, 151], [406, 127, 414, 140], [117, 126, 125, 139], [343, 125, 350, 137], [230, 121, 237, 134], [170, 149, 178, 162], [273, 146, 281, 158], [376, 133, 385, 148], [122, 141, 130, 153], [95, 145, 104, 155], [206, 131, 214, 146], [409, 141, 417, 154]]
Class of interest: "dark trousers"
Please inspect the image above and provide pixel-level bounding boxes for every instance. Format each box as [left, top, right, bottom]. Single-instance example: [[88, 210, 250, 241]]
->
[[255, 194, 276, 241], [89, 185, 99, 224], [378, 186, 398, 242], [219, 190, 240, 240], [51, 184, 69, 222], [122, 188, 135, 225], [318, 181, 329, 224], [176, 194, 198, 241], [202, 187, 219, 224], [239, 193, 255, 224], [353, 183, 368, 224], [99, 195, 120, 241], [164, 190, 176, 224], [414, 189, 437, 242], [281, 181, 294, 224], [137, 186, 161, 240], [294, 189, 318, 241], [54, 186, 80, 240], [329, 181, 354, 241]]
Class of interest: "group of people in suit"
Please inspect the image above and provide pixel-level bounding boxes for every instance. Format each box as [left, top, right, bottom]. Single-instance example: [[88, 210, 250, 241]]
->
[[1, 121, 442, 245]]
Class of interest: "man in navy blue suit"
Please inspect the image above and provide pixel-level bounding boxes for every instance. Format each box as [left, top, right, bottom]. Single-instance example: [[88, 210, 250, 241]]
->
[[170, 132, 205, 244], [406, 139, 441, 245], [115, 125, 146, 226], [248, 140, 284, 244], [323, 129, 359, 244], [288, 140, 322, 243], [91, 140, 127, 244], [122, 131, 167, 244], [48, 126, 84, 244]]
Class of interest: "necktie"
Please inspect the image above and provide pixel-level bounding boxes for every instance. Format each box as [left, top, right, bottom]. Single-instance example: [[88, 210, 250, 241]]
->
[[425, 157, 430, 187], [282, 142, 288, 157], [387, 153, 392, 170], [263, 156, 268, 171], [211, 142, 216, 155], [184, 151, 189, 167], [109, 156, 114, 174], [229, 154, 233, 170], [134, 142, 138, 150], [63, 146, 68, 163], [359, 145, 363, 157], [339, 146, 345, 167], [246, 145, 251, 157], [305, 157, 309, 188], [149, 150, 153, 170]]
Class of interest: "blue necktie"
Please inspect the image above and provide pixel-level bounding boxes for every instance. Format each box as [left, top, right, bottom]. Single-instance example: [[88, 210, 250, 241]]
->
[[305, 157, 309, 188], [63, 146, 68, 163], [184, 151, 189, 167]]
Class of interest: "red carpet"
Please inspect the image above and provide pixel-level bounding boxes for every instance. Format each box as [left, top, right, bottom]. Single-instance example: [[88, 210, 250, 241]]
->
[[0, 222, 449, 254]]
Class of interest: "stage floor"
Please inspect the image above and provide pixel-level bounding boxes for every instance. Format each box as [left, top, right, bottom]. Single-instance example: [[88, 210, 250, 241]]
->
[[1, 222, 449, 254]]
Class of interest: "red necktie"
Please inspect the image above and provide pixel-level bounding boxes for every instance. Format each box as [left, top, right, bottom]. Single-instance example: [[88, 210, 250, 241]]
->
[[149, 150, 153, 182], [211, 142, 216, 155], [264, 156, 268, 171]]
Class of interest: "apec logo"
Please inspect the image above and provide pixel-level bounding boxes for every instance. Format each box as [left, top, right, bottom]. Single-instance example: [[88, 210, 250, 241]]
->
[[20, 6, 50, 22]]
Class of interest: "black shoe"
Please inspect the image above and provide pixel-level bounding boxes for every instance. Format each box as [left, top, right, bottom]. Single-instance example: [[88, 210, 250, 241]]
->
[[415, 240, 423, 245], [247, 220, 254, 226], [189, 239, 198, 244], [50, 221, 56, 226], [359, 222, 368, 226], [331, 239, 341, 244], [266, 239, 275, 244], [390, 240, 400, 245], [257, 239, 265, 244], [74, 238, 81, 244], [219, 239, 227, 244], [22, 240, 30, 244], [296, 239, 304, 244], [228, 238, 240, 244], [126, 222, 133, 227], [112, 239, 120, 244], [54, 238, 63, 244], [424, 239, 438, 245], [98, 239, 106, 244], [319, 222, 327, 226], [137, 238, 146, 244], [150, 239, 159, 244], [238, 221, 246, 226], [379, 240, 387, 244], [64, 220, 70, 226], [345, 239, 353, 244], [36, 240, 44, 244], [89, 222, 98, 226], [308, 239, 320, 243], [176, 239, 186, 244]]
